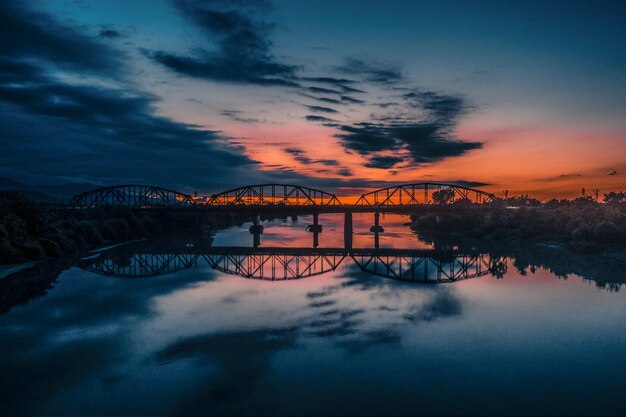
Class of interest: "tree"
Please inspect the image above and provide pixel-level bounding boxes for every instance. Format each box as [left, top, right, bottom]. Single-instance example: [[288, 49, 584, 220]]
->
[[432, 188, 455, 205], [603, 191, 626, 204]]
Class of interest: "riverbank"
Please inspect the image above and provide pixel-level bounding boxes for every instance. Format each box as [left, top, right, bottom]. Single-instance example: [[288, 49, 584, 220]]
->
[[0, 192, 248, 264], [410, 199, 626, 254]]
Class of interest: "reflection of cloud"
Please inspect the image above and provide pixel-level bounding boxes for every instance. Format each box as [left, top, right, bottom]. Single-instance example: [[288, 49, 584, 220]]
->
[[0, 262, 213, 416], [403, 287, 463, 322], [298, 265, 465, 354], [155, 327, 298, 406]]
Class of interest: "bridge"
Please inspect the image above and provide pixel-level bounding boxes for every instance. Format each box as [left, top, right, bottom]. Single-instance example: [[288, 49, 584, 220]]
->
[[78, 246, 506, 282], [68, 183, 497, 211]]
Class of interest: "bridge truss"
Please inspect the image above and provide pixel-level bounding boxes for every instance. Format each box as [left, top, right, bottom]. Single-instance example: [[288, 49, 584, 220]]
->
[[203, 252, 346, 280], [351, 253, 498, 283], [79, 247, 505, 282], [69, 185, 195, 208], [355, 183, 496, 206], [79, 253, 199, 278], [206, 184, 341, 207]]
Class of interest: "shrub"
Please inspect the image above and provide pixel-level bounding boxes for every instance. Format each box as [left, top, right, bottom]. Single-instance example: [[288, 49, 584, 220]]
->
[[593, 221, 620, 243], [22, 241, 44, 261], [571, 225, 593, 241], [73, 221, 104, 244], [39, 238, 61, 257]]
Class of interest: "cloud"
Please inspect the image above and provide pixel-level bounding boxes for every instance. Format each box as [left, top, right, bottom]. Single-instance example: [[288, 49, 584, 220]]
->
[[364, 155, 404, 169], [0, 2, 268, 190], [0, 3, 122, 76], [300, 93, 342, 105], [307, 86, 342, 95], [285, 148, 339, 166], [146, 0, 298, 86], [305, 115, 336, 123], [331, 89, 481, 167], [155, 327, 298, 402], [98, 29, 122, 39], [337, 167, 353, 176], [340, 95, 365, 104], [335, 122, 481, 166], [334, 57, 403, 85], [306, 105, 338, 113], [403, 89, 469, 122], [220, 109, 259, 123]]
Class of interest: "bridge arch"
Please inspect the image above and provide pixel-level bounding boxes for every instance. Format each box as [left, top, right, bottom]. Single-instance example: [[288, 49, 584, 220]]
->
[[68, 185, 195, 208], [207, 184, 341, 206], [203, 253, 346, 280], [351, 253, 497, 283], [355, 182, 497, 206]]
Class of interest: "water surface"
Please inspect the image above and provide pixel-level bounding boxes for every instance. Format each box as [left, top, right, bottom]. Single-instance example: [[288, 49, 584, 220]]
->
[[1, 213, 625, 417]]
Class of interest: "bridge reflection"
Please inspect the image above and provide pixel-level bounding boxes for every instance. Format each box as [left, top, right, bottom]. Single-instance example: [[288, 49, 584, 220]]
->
[[79, 247, 506, 283]]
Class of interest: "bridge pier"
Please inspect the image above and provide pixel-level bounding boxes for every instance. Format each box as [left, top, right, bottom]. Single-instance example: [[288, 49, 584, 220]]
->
[[344, 212, 353, 251], [370, 211, 384, 249], [306, 213, 323, 248], [249, 215, 264, 247]]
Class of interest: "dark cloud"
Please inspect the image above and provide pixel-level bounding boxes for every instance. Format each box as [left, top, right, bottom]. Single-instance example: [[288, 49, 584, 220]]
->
[[335, 57, 403, 85], [305, 115, 336, 123], [306, 105, 338, 113], [300, 76, 365, 93], [301, 76, 356, 85], [0, 2, 265, 190], [301, 93, 342, 105], [307, 86, 342, 95], [335, 122, 481, 166], [285, 148, 340, 166], [220, 109, 260, 123], [337, 167, 353, 176], [403, 288, 463, 322], [98, 29, 122, 39], [156, 328, 298, 402], [332, 88, 481, 167], [147, 0, 298, 86], [364, 155, 404, 169], [0, 3, 122, 75], [403, 90, 469, 122], [340, 95, 365, 104]]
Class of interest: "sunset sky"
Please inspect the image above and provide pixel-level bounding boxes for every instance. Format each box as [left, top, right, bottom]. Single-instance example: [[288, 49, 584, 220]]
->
[[1, 0, 625, 199]]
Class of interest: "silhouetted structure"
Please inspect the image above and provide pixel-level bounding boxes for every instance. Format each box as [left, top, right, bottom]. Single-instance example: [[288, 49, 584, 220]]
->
[[355, 183, 496, 206], [69, 185, 194, 208], [78, 246, 502, 282], [68, 182, 496, 209], [207, 184, 341, 206]]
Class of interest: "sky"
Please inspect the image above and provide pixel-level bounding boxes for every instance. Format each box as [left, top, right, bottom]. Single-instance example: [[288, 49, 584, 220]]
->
[[0, 0, 625, 199]]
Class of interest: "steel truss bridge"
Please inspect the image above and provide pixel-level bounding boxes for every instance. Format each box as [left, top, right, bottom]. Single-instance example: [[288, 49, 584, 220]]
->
[[78, 247, 506, 283], [69, 185, 194, 208], [68, 183, 497, 210]]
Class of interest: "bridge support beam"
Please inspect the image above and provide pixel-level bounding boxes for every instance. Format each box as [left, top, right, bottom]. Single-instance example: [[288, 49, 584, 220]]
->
[[370, 212, 384, 249], [307, 213, 323, 248], [249, 215, 264, 248], [344, 212, 353, 251]]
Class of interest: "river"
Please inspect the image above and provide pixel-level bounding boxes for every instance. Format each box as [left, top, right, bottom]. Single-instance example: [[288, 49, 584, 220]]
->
[[1, 213, 625, 416]]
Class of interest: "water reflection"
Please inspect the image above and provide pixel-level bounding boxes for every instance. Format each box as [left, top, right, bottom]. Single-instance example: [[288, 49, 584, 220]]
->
[[78, 244, 504, 283], [1, 213, 625, 417]]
